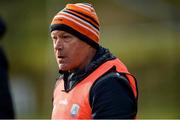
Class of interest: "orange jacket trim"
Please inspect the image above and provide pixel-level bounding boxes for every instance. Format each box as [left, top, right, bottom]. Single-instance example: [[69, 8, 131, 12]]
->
[[51, 58, 138, 119]]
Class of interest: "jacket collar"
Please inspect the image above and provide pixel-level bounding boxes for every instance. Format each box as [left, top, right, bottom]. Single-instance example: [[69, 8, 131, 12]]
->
[[59, 46, 116, 91]]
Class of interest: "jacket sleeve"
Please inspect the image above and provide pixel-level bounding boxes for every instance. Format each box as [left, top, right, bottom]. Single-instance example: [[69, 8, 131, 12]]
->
[[89, 71, 137, 119]]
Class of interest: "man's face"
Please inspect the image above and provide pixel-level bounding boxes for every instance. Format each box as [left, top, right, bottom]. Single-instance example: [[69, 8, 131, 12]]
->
[[51, 30, 94, 72]]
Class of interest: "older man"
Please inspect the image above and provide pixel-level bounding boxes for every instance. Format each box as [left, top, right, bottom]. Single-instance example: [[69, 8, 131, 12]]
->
[[50, 3, 138, 119]]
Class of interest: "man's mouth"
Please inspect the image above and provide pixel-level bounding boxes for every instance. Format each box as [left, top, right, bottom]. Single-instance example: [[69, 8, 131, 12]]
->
[[57, 56, 65, 63], [58, 56, 64, 59]]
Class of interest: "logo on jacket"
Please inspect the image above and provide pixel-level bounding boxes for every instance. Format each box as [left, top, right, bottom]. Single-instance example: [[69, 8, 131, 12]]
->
[[70, 104, 80, 117], [59, 98, 68, 105]]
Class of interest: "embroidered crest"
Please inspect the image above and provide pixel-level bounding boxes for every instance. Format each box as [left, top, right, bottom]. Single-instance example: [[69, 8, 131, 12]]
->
[[70, 104, 80, 117]]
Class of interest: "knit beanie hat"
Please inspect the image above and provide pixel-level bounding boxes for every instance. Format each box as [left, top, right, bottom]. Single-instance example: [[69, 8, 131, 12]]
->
[[50, 3, 100, 49]]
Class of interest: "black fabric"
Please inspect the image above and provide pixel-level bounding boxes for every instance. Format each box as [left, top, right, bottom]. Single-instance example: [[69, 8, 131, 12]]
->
[[67, 9, 99, 26], [50, 24, 99, 49], [90, 70, 137, 119], [59, 46, 115, 92], [0, 48, 15, 118], [64, 10, 99, 30], [57, 46, 137, 119], [0, 18, 6, 39]]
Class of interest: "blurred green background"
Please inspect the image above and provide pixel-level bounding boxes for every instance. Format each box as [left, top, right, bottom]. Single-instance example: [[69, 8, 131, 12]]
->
[[0, 0, 180, 119]]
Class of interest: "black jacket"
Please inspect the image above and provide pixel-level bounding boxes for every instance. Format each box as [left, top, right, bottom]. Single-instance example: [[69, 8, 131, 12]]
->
[[59, 46, 137, 119], [0, 47, 15, 119]]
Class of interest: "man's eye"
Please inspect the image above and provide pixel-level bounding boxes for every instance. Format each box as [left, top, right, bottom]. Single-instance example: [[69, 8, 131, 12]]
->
[[52, 36, 57, 40], [62, 35, 71, 39]]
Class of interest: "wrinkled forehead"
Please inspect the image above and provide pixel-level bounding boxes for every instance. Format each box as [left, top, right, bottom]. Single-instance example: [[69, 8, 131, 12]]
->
[[51, 30, 70, 36]]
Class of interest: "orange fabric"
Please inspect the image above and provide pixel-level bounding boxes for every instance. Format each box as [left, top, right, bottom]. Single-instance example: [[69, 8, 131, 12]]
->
[[126, 74, 137, 97], [52, 79, 92, 119], [60, 12, 99, 36], [51, 3, 100, 44], [113, 59, 137, 97], [51, 58, 137, 119], [67, 4, 99, 24], [52, 13, 99, 42], [65, 9, 99, 28]]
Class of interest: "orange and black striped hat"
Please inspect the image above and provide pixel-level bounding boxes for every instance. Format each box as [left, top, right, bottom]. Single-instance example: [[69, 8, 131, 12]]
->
[[50, 3, 100, 49]]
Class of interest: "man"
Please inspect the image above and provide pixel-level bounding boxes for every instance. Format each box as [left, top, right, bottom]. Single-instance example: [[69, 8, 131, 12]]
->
[[50, 3, 138, 119], [0, 17, 15, 118]]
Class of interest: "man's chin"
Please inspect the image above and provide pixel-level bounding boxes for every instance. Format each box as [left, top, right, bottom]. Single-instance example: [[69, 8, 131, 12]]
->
[[59, 70, 67, 74], [58, 67, 67, 72], [58, 65, 68, 73]]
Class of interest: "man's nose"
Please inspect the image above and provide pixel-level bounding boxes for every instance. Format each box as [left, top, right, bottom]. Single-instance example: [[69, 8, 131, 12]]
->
[[54, 39, 63, 50]]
